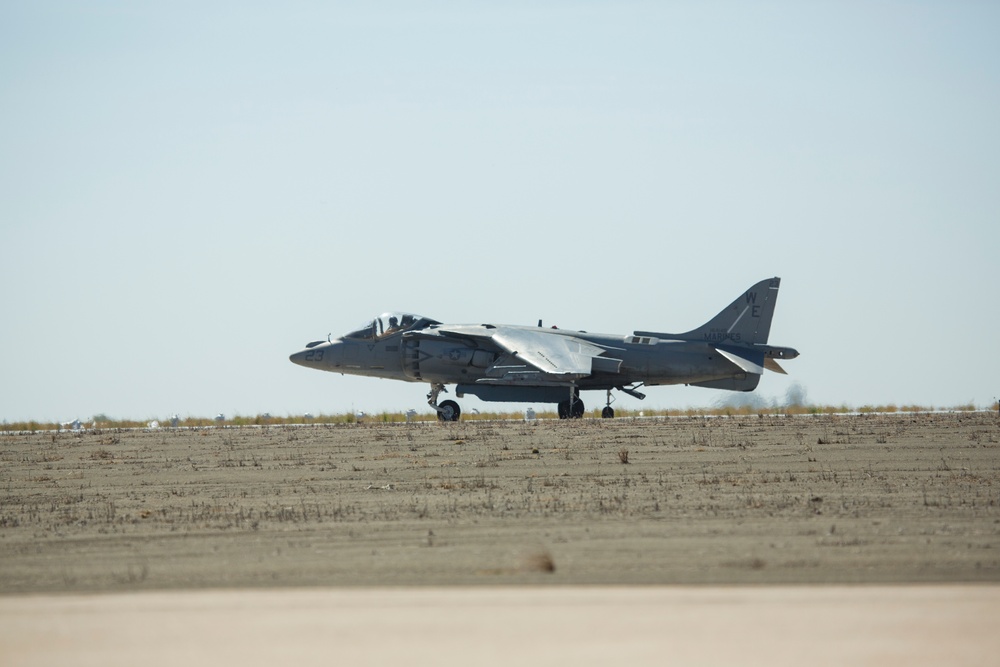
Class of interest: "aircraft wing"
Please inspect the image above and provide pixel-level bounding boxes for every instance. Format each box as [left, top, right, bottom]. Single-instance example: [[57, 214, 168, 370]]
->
[[491, 328, 607, 376], [435, 325, 621, 379]]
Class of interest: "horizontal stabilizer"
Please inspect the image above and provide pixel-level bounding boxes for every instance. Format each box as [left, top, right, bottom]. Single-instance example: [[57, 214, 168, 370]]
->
[[715, 346, 765, 376], [764, 358, 787, 375]]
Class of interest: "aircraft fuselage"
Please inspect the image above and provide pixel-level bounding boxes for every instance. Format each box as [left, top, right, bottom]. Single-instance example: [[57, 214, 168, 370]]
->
[[291, 326, 770, 392]]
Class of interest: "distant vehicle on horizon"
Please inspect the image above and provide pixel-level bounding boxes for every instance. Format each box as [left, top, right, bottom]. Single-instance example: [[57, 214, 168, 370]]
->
[[290, 277, 799, 421]]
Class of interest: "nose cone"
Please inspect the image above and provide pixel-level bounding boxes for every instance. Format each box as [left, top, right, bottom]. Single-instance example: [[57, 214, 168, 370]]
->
[[289, 348, 311, 368], [290, 341, 341, 370]]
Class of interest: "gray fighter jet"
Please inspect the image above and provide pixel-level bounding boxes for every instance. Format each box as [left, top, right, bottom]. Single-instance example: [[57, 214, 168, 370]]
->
[[290, 277, 799, 420]]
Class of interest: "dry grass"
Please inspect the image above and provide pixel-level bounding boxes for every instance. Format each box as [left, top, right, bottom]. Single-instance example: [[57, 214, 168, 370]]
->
[[4, 403, 996, 432]]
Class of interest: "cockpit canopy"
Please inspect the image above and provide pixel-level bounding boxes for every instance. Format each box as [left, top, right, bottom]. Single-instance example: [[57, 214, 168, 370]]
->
[[343, 312, 439, 340]]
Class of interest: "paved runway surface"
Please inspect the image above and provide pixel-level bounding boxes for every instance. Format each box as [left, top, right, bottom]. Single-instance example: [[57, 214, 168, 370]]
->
[[2, 586, 998, 666]]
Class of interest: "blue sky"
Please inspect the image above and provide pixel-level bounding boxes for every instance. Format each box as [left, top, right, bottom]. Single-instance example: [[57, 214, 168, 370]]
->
[[2, 2, 998, 422]]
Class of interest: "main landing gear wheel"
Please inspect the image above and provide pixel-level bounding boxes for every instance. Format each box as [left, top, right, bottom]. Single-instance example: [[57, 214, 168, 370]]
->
[[437, 399, 461, 422], [558, 398, 585, 419]]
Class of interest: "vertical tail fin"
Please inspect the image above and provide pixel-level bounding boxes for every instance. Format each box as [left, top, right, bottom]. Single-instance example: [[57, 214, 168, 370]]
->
[[631, 277, 794, 392], [677, 277, 782, 345]]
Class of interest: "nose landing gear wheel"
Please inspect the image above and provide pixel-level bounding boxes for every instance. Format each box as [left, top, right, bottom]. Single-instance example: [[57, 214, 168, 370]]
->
[[437, 399, 461, 422]]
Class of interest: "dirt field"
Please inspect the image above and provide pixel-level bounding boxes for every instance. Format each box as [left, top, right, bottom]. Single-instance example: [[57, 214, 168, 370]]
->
[[2, 412, 998, 593]]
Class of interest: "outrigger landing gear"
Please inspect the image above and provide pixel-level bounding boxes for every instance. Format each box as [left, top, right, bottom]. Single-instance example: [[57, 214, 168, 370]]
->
[[603, 384, 647, 418], [427, 383, 461, 422], [601, 385, 647, 418], [558, 387, 585, 419]]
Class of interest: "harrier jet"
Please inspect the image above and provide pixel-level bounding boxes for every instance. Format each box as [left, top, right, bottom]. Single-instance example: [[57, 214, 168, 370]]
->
[[290, 277, 798, 420]]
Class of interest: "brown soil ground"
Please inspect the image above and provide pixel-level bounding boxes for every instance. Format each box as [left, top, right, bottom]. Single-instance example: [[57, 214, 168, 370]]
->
[[2, 412, 998, 593]]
